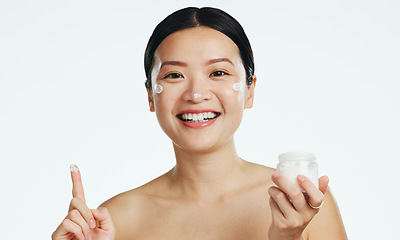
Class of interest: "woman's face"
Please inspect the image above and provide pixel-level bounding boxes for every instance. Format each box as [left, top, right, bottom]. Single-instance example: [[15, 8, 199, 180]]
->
[[148, 26, 255, 153]]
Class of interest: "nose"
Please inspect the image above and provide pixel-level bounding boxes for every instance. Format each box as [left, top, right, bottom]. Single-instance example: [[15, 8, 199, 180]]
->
[[181, 74, 213, 103]]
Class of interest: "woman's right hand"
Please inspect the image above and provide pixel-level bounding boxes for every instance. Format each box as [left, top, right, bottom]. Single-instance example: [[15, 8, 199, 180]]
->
[[52, 165, 116, 240]]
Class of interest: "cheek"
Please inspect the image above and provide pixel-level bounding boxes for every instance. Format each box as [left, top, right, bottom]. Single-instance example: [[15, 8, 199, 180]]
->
[[216, 85, 245, 128], [153, 94, 168, 114], [153, 85, 180, 113], [214, 82, 246, 107]]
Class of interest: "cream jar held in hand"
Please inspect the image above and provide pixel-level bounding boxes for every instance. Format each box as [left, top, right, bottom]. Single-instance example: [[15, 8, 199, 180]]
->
[[277, 152, 319, 190]]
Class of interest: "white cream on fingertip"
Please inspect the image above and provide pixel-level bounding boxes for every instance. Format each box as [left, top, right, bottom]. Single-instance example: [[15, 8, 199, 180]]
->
[[70, 164, 79, 173]]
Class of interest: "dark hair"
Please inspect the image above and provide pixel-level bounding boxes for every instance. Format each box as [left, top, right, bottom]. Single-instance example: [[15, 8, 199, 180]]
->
[[144, 7, 255, 90]]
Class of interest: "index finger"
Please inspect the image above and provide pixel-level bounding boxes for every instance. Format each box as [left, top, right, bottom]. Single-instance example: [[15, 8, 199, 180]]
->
[[70, 164, 86, 203]]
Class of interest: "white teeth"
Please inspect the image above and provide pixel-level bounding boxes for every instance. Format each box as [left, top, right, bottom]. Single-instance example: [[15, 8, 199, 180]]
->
[[178, 112, 218, 123]]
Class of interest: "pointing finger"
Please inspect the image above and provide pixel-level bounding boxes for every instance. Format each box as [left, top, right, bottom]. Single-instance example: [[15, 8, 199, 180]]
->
[[70, 164, 86, 203], [69, 197, 96, 229]]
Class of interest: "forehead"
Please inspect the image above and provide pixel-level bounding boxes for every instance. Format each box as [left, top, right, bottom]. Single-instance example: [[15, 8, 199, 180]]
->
[[154, 26, 241, 64]]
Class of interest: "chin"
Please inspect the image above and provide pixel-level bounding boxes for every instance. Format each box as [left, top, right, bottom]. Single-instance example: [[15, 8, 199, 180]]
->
[[172, 135, 234, 154], [172, 140, 216, 153]]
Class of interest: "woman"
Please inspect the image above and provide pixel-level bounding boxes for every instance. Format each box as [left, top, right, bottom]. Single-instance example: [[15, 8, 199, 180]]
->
[[52, 7, 347, 240]]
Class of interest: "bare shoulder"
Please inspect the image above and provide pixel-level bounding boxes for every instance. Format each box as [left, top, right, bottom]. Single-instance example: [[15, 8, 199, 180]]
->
[[99, 172, 171, 239], [242, 160, 276, 183], [305, 188, 348, 240]]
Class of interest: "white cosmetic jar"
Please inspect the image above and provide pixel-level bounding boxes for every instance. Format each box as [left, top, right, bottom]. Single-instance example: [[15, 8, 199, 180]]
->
[[277, 152, 319, 190]]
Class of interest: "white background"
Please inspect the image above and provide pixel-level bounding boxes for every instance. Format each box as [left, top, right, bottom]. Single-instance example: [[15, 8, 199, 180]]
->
[[1, 0, 399, 239]]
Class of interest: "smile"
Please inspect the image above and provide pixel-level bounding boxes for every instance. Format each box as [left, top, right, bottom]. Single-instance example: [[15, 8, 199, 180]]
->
[[177, 112, 221, 123]]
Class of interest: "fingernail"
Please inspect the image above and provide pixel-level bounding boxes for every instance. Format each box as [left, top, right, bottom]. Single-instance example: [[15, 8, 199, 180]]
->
[[70, 164, 79, 173], [298, 175, 306, 182], [89, 219, 96, 229]]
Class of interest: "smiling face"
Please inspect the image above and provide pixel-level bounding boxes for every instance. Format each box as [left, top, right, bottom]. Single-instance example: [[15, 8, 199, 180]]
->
[[148, 26, 256, 153]]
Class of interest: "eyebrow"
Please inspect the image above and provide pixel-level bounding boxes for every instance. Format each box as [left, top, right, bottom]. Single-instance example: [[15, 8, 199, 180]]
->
[[160, 58, 234, 69], [207, 58, 234, 66], [160, 61, 187, 69]]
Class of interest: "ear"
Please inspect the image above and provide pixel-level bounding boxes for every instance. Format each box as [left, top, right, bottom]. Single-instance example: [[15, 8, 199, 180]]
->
[[244, 75, 257, 109], [147, 88, 155, 112]]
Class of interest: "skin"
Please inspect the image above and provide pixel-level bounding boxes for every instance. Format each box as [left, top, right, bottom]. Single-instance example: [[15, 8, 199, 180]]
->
[[52, 27, 347, 240]]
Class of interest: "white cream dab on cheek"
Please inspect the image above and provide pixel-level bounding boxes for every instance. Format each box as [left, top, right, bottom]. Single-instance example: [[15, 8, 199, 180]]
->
[[233, 82, 243, 92], [155, 84, 163, 94]]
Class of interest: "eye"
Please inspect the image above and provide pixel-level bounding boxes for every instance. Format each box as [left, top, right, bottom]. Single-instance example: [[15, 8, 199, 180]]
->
[[164, 73, 183, 79], [210, 71, 228, 77]]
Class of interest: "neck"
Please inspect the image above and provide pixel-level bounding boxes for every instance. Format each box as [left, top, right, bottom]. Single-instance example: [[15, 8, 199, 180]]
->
[[169, 138, 246, 200]]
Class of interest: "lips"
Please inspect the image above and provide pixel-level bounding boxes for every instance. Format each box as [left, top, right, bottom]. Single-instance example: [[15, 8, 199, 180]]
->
[[177, 112, 220, 123], [176, 110, 221, 128]]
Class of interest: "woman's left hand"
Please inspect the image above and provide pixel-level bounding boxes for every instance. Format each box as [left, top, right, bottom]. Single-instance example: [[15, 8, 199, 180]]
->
[[268, 174, 329, 240]]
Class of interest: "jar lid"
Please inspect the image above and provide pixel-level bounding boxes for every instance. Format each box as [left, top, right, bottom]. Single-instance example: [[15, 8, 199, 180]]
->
[[278, 152, 316, 163]]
